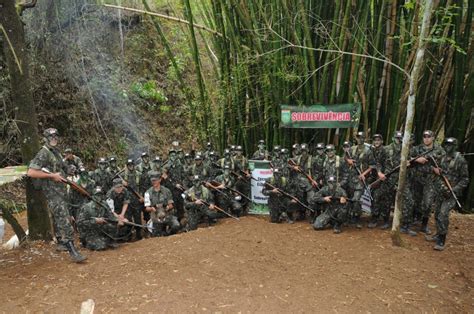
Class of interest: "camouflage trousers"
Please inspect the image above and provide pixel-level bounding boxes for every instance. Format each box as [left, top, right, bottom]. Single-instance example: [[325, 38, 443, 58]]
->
[[433, 196, 456, 236], [79, 223, 118, 251], [401, 185, 415, 226], [45, 191, 74, 242], [187, 206, 219, 230], [152, 214, 180, 236], [344, 182, 363, 219], [414, 174, 438, 219], [313, 205, 347, 229], [371, 179, 396, 222]]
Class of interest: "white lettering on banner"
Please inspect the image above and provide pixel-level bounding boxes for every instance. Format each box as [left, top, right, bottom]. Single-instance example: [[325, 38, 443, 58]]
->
[[250, 161, 273, 204]]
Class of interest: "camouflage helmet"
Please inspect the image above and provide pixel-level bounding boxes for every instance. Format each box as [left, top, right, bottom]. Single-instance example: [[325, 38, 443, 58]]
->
[[126, 159, 134, 166], [112, 178, 123, 188], [194, 154, 203, 160], [141, 152, 149, 158], [394, 131, 403, 139], [327, 175, 337, 183], [273, 145, 281, 152], [444, 137, 457, 146], [372, 134, 383, 140], [109, 156, 117, 162], [206, 142, 212, 148], [185, 153, 192, 159], [325, 144, 335, 151], [224, 149, 231, 156], [149, 170, 162, 181], [152, 156, 161, 163], [356, 131, 365, 138], [292, 143, 300, 150], [43, 128, 58, 138], [258, 139, 265, 145], [316, 143, 325, 150], [93, 186, 104, 195], [300, 143, 309, 151], [64, 148, 73, 154], [342, 141, 351, 148], [236, 145, 243, 151], [423, 130, 434, 138], [98, 157, 107, 164], [280, 148, 289, 154]]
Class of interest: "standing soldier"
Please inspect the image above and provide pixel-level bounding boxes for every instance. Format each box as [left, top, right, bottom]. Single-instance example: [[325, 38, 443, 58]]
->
[[214, 165, 243, 217], [427, 138, 468, 250], [368, 134, 392, 229], [203, 142, 213, 160], [207, 151, 221, 179], [94, 157, 110, 192], [311, 176, 348, 233], [218, 149, 236, 170], [144, 171, 179, 236], [63, 148, 84, 170], [77, 186, 121, 251], [27, 128, 87, 263], [191, 154, 209, 180], [312, 143, 327, 182], [410, 130, 446, 234], [344, 132, 376, 228], [162, 149, 186, 222], [183, 153, 194, 186], [291, 143, 301, 160], [122, 159, 144, 241], [252, 140, 270, 160], [183, 174, 220, 230], [107, 156, 121, 176], [262, 168, 291, 223], [322, 144, 340, 184], [151, 156, 163, 172]]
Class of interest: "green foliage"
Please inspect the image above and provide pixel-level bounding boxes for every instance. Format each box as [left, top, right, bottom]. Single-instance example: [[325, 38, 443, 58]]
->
[[131, 80, 168, 104]]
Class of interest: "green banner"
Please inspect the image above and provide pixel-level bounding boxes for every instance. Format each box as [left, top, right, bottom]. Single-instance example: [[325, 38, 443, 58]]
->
[[280, 103, 361, 128]]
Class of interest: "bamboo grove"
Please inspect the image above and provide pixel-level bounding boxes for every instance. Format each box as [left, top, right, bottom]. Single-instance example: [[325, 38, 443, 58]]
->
[[120, 0, 473, 204]]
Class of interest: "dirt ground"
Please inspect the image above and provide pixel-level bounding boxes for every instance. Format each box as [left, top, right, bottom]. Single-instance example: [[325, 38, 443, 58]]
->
[[0, 213, 473, 313]]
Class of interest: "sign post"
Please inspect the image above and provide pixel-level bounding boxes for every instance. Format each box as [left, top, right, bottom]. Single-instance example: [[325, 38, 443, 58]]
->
[[248, 160, 272, 215]]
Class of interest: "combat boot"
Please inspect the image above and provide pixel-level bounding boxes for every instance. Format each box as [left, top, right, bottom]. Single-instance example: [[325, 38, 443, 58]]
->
[[380, 218, 390, 230], [333, 223, 342, 234], [55, 241, 68, 252], [65, 241, 87, 263], [433, 234, 446, 251], [420, 217, 431, 234], [400, 225, 417, 236], [425, 234, 439, 242], [367, 221, 377, 229]]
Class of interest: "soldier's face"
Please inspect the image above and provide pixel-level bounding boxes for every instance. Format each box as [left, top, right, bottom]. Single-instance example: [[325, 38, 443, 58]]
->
[[224, 170, 230, 177], [356, 137, 364, 145], [170, 154, 176, 161], [343, 146, 350, 152], [374, 138, 383, 147], [328, 182, 336, 192], [423, 135, 433, 146], [316, 149, 324, 155], [127, 164, 134, 171], [258, 144, 264, 150], [327, 150, 335, 158], [394, 138, 402, 145], [444, 144, 455, 154], [99, 163, 106, 170], [114, 186, 124, 193], [48, 135, 59, 147], [152, 179, 161, 187], [143, 156, 150, 164], [65, 153, 73, 160]]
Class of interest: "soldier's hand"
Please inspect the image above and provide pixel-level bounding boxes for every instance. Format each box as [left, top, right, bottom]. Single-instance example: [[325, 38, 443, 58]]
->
[[378, 172, 386, 181], [122, 180, 128, 186], [139, 197, 144, 203], [209, 204, 215, 210], [118, 220, 124, 226], [340, 197, 347, 204], [50, 172, 64, 182], [416, 157, 428, 164], [272, 188, 280, 194], [119, 214, 125, 221], [323, 196, 332, 203], [290, 199, 297, 203], [195, 199, 203, 205], [166, 203, 174, 211], [433, 167, 441, 175], [146, 206, 155, 213], [347, 159, 355, 166], [311, 181, 318, 188], [95, 218, 106, 224], [358, 174, 366, 182], [162, 173, 168, 179]]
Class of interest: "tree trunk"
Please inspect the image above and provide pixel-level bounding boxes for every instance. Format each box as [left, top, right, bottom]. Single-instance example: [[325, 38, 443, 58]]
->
[[391, 0, 435, 246], [0, 0, 52, 240]]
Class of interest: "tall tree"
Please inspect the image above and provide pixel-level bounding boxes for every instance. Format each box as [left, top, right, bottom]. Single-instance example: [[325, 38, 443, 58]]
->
[[0, 0, 52, 240], [391, 0, 436, 246]]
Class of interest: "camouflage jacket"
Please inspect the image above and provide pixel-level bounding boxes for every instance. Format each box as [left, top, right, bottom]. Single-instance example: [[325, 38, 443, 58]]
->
[[436, 152, 469, 197], [29, 144, 68, 193]]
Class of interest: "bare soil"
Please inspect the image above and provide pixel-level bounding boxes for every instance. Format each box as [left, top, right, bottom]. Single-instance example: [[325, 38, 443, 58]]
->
[[1, 213, 473, 313]]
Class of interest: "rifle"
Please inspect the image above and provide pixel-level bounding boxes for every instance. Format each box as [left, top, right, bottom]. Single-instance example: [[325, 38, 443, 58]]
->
[[369, 148, 434, 189], [201, 181, 232, 200], [183, 193, 239, 220], [263, 181, 314, 212], [115, 172, 143, 201], [320, 196, 354, 203], [287, 159, 320, 190], [429, 156, 462, 209], [211, 162, 247, 181], [41, 168, 151, 229], [343, 150, 373, 201], [93, 217, 151, 229], [209, 180, 251, 202]]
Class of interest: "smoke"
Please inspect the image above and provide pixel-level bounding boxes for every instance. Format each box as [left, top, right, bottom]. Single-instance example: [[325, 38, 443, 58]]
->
[[25, 0, 148, 157]]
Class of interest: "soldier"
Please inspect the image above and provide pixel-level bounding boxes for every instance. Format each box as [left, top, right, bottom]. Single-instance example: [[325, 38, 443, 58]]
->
[[233, 145, 248, 174], [218, 149, 236, 170], [233, 145, 251, 212], [183, 174, 220, 230], [311, 176, 348, 233], [63, 148, 84, 170], [144, 171, 179, 236], [322, 144, 340, 184], [27, 128, 86, 263], [122, 159, 144, 241], [151, 156, 163, 172], [291, 143, 301, 160], [262, 168, 291, 223], [183, 153, 194, 185], [287, 174, 313, 222], [77, 186, 121, 251], [207, 151, 221, 179], [344, 132, 376, 227], [191, 154, 209, 181], [252, 139, 270, 160], [162, 149, 186, 221], [214, 165, 243, 217], [312, 143, 327, 182], [68, 167, 96, 220], [411, 130, 446, 234], [106, 178, 132, 240], [272, 145, 282, 163], [93, 157, 111, 192], [368, 134, 392, 229], [203, 142, 213, 160], [280, 148, 291, 177], [426, 138, 468, 250], [107, 156, 121, 176]]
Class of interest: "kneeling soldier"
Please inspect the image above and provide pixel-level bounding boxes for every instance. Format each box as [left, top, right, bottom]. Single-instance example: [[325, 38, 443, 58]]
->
[[183, 175, 220, 230], [144, 171, 180, 236], [77, 186, 122, 251], [312, 176, 348, 233]]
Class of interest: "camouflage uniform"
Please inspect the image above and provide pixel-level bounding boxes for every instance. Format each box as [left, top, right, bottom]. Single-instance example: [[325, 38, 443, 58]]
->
[[163, 157, 186, 220], [77, 199, 118, 250], [312, 145, 327, 183], [93, 166, 111, 192], [184, 184, 219, 230], [29, 144, 74, 242], [262, 171, 290, 223], [410, 142, 445, 230], [123, 166, 143, 240], [322, 154, 341, 184], [311, 183, 348, 232], [144, 184, 179, 236], [432, 144, 468, 240], [370, 142, 393, 227], [63, 154, 84, 171], [287, 175, 313, 221], [68, 174, 95, 219], [214, 172, 242, 217], [106, 187, 131, 239]]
